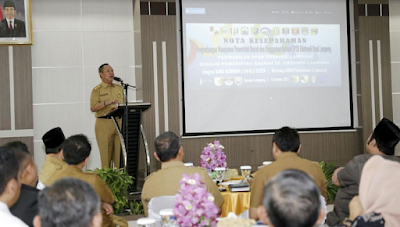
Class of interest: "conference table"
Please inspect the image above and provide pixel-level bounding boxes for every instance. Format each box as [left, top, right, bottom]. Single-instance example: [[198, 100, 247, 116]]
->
[[219, 178, 251, 218], [221, 189, 251, 217]]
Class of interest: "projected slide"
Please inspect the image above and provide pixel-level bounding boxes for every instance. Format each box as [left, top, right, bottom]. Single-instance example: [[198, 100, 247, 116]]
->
[[186, 23, 341, 89], [181, 0, 352, 135]]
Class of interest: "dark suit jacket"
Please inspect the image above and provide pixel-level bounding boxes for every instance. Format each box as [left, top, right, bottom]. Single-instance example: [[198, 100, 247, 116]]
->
[[0, 18, 26, 37], [326, 154, 399, 226], [10, 184, 39, 227]]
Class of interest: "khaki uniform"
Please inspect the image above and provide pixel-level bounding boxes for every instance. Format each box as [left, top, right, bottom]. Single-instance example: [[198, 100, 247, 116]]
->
[[39, 155, 66, 186], [250, 152, 327, 208], [46, 165, 128, 227], [90, 82, 124, 168], [141, 161, 224, 216]]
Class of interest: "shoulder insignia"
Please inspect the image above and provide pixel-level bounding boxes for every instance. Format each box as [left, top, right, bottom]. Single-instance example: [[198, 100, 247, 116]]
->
[[94, 85, 101, 91]]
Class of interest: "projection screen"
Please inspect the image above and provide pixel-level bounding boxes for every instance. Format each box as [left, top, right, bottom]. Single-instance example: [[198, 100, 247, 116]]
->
[[180, 0, 353, 135]]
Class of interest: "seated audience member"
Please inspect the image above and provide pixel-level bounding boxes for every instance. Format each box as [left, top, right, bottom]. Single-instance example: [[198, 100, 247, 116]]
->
[[250, 127, 327, 219], [39, 127, 66, 186], [33, 178, 102, 227], [45, 134, 128, 227], [257, 169, 325, 227], [4, 141, 39, 227], [327, 118, 400, 226], [0, 147, 28, 227], [141, 131, 224, 216], [337, 155, 400, 227]]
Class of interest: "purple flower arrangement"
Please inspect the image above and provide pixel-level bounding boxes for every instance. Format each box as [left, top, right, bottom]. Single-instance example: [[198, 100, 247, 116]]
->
[[174, 173, 219, 227], [200, 140, 227, 171]]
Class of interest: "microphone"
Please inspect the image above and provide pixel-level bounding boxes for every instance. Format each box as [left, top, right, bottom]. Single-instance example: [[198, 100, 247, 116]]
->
[[113, 77, 123, 82]]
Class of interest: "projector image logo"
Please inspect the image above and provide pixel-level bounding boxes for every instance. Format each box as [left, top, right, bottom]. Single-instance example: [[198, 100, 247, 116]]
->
[[225, 77, 234, 86], [291, 76, 299, 83], [214, 77, 223, 86], [291, 28, 299, 35], [273, 27, 280, 35], [301, 27, 309, 35], [241, 27, 249, 35], [282, 28, 290, 35], [300, 75, 309, 83], [260, 27, 271, 36], [221, 27, 229, 35], [311, 76, 318, 83], [251, 27, 259, 36], [234, 77, 243, 86], [210, 27, 219, 35], [311, 28, 318, 35]]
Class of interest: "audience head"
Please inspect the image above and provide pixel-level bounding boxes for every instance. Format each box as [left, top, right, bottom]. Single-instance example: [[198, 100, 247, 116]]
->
[[154, 131, 183, 162], [42, 127, 65, 155], [367, 118, 400, 155], [258, 169, 324, 227], [272, 127, 301, 159], [3, 141, 38, 187], [33, 178, 102, 227], [0, 147, 21, 207], [358, 156, 400, 227], [62, 134, 91, 166]]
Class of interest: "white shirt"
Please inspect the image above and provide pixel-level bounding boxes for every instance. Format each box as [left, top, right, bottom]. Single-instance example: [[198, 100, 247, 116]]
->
[[36, 180, 46, 190], [0, 201, 28, 227], [5, 18, 14, 29]]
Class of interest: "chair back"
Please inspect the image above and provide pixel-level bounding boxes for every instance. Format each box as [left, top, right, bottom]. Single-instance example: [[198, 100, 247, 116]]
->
[[148, 196, 176, 222]]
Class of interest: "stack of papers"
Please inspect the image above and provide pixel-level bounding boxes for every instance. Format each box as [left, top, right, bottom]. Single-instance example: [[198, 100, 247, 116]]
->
[[228, 182, 250, 192]]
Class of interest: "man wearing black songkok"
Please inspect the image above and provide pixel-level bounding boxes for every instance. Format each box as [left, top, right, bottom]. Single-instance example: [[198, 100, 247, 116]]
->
[[326, 118, 400, 226], [39, 127, 66, 186]]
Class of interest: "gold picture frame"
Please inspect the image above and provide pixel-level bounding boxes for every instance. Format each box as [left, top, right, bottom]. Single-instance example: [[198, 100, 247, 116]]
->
[[0, 0, 32, 45]]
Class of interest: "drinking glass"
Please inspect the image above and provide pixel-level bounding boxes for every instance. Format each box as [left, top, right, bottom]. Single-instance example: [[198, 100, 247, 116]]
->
[[137, 218, 156, 227], [160, 209, 178, 227], [240, 166, 252, 183], [214, 167, 226, 190]]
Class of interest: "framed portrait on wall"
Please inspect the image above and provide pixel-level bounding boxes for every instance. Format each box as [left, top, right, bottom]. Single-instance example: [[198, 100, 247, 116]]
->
[[0, 0, 32, 45]]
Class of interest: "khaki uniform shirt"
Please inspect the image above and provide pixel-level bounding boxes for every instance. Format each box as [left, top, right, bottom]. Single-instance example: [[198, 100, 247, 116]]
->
[[250, 152, 327, 208], [141, 161, 224, 216], [46, 165, 114, 227], [39, 155, 66, 186], [90, 81, 124, 118]]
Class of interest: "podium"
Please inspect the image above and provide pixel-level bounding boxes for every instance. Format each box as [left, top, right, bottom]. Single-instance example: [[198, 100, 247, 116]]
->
[[101, 102, 151, 189]]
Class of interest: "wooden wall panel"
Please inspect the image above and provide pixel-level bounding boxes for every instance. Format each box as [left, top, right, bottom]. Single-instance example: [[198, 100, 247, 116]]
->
[[13, 46, 33, 129], [359, 16, 393, 143], [182, 131, 363, 171], [0, 137, 34, 156], [0, 47, 10, 130], [141, 15, 179, 171]]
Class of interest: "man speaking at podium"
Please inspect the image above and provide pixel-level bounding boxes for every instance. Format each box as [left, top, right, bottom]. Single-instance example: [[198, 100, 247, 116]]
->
[[90, 63, 124, 168]]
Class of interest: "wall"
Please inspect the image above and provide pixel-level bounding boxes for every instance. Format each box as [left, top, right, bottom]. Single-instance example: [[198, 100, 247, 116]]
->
[[0, 46, 33, 154], [31, 0, 136, 171]]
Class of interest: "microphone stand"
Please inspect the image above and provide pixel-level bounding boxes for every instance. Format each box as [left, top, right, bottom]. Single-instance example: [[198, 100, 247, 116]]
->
[[116, 78, 136, 170]]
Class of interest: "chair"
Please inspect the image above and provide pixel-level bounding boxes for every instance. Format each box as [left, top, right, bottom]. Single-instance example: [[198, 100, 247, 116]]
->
[[148, 196, 176, 223]]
